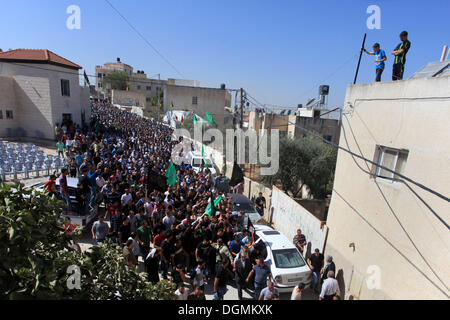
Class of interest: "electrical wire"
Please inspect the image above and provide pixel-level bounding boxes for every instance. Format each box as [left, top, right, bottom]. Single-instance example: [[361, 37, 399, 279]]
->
[[8, 62, 242, 94], [253, 99, 450, 206], [341, 114, 450, 294], [104, 0, 185, 79], [332, 188, 450, 298]]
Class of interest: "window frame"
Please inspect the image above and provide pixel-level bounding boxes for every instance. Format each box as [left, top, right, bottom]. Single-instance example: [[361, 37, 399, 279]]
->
[[6, 110, 13, 119], [372, 145, 408, 181], [61, 79, 70, 97], [192, 96, 198, 105]]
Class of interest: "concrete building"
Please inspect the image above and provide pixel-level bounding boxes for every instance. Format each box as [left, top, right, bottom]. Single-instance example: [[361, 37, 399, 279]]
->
[[164, 84, 231, 128], [248, 110, 341, 144], [325, 74, 450, 299], [95, 58, 167, 107], [0, 49, 90, 140]]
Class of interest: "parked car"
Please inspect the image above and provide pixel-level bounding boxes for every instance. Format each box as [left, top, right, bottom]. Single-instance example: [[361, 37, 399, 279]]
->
[[253, 224, 312, 293], [228, 193, 263, 225], [184, 151, 217, 176], [28, 178, 99, 230]]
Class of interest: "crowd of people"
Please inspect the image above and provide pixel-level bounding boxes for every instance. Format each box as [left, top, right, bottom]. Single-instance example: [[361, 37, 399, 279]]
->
[[45, 101, 341, 300]]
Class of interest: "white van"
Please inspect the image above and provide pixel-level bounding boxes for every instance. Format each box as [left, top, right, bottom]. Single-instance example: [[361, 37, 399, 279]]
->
[[253, 224, 312, 293], [184, 151, 217, 176]]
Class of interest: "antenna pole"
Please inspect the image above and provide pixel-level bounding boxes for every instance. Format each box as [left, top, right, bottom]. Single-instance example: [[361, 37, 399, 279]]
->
[[354, 33, 367, 84]]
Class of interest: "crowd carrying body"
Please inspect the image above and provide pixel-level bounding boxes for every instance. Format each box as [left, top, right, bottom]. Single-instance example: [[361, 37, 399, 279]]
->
[[46, 101, 340, 300]]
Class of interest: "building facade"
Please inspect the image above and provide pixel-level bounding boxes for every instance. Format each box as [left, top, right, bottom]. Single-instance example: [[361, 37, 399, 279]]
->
[[95, 58, 166, 108], [248, 111, 341, 144], [164, 84, 231, 128], [325, 75, 450, 299], [0, 49, 90, 140]]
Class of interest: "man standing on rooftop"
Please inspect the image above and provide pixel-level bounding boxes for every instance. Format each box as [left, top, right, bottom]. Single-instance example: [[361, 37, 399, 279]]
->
[[392, 31, 411, 81]]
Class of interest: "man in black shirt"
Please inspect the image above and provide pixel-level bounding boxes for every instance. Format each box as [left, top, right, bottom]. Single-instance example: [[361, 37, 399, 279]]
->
[[392, 31, 411, 81], [307, 248, 324, 293], [161, 231, 174, 279], [254, 192, 266, 216], [144, 248, 161, 284], [78, 169, 90, 215], [213, 259, 233, 300], [170, 264, 186, 286], [234, 251, 253, 300], [196, 238, 212, 278], [118, 217, 131, 245]]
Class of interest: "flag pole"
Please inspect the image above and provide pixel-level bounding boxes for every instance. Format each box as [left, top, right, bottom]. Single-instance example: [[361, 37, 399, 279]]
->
[[353, 33, 367, 85]]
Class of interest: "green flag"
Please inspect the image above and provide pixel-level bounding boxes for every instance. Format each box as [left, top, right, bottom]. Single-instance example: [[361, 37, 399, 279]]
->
[[193, 113, 197, 126], [204, 195, 222, 217], [165, 161, 177, 186], [205, 111, 214, 123], [201, 145, 208, 167]]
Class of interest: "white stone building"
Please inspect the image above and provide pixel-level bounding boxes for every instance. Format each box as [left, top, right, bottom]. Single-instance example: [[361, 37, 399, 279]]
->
[[0, 49, 90, 140], [325, 72, 450, 299]]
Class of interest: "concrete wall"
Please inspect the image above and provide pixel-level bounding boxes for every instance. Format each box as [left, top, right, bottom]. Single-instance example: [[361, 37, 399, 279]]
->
[[243, 177, 272, 221], [164, 85, 230, 128], [326, 76, 450, 300], [271, 186, 329, 254], [0, 77, 18, 136], [0, 62, 89, 140], [112, 89, 146, 108], [291, 116, 341, 145]]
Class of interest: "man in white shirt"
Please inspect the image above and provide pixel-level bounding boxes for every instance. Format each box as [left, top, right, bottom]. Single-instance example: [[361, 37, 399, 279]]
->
[[319, 271, 340, 300], [291, 282, 305, 300], [162, 210, 176, 230], [96, 175, 105, 188], [175, 283, 189, 300], [121, 189, 132, 207]]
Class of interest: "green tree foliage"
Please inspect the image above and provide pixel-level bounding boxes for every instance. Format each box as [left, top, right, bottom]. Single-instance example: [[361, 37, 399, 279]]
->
[[0, 181, 176, 300], [261, 136, 337, 199], [102, 72, 130, 91]]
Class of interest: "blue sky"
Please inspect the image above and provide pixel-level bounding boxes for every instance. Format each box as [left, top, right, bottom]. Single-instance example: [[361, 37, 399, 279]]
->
[[1, 0, 449, 108]]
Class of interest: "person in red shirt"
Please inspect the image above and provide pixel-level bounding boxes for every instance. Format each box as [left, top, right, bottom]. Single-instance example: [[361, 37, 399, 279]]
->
[[44, 175, 57, 196], [153, 229, 166, 248], [63, 217, 77, 236]]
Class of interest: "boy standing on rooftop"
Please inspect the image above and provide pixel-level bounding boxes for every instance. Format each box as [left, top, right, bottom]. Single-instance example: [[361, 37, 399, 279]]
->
[[363, 42, 387, 82]]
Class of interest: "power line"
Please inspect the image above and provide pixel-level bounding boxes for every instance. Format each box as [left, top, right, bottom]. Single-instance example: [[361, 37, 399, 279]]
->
[[8, 62, 242, 93], [244, 90, 450, 206], [104, 0, 185, 79], [342, 113, 449, 229], [9, 62, 166, 86], [332, 188, 449, 298], [341, 115, 450, 294], [293, 53, 359, 104]]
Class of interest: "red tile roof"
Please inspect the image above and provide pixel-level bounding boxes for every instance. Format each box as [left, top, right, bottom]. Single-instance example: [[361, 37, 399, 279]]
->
[[0, 49, 82, 70]]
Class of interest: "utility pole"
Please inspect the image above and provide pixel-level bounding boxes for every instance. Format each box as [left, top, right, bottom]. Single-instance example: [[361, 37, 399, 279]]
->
[[156, 73, 161, 122], [240, 88, 244, 129]]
